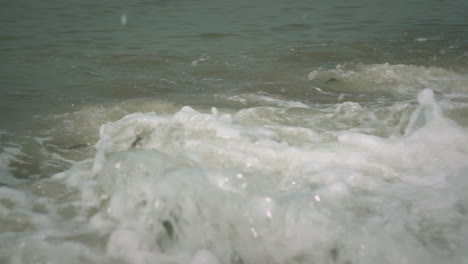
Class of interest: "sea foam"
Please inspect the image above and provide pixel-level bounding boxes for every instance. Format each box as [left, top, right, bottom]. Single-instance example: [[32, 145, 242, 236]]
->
[[2, 89, 468, 264]]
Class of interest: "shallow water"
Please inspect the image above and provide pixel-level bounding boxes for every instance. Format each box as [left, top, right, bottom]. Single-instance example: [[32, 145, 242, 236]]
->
[[1, 0, 468, 263]]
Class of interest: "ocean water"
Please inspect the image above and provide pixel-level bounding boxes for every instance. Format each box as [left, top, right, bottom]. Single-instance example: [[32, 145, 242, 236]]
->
[[1, 0, 468, 263]]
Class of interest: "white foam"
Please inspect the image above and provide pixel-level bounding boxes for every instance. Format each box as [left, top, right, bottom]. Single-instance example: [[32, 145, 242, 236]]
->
[[225, 93, 310, 108], [405, 88, 444, 135], [3, 90, 468, 264], [308, 63, 468, 95], [190, 250, 220, 264]]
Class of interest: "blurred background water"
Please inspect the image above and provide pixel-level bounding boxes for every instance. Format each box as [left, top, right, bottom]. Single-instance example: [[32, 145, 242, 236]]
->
[[1, 0, 466, 126]]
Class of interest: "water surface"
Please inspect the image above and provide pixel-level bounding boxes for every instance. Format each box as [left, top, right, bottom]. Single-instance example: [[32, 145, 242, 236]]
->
[[1, 0, 468, 263]]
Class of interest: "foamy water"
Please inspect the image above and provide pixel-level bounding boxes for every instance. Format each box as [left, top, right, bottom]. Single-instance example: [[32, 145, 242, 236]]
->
[[1, 0, 468, 263], [2, 83, 468, 263]]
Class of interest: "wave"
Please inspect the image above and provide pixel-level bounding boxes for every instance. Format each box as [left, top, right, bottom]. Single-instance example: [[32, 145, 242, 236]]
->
[[2, 89, 466, 264], [308, 63, 468, 96]]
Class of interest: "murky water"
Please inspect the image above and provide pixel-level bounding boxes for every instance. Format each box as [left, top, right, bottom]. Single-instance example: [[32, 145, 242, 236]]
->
[[1, 0, 468, 263]]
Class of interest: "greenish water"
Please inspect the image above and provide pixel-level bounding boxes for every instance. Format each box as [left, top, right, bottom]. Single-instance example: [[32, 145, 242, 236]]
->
[[1, 0, 466, 124]]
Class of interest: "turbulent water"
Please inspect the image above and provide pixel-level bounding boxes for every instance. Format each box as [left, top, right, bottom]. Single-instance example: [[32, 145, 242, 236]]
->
[[1, 0, 468, 263]]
